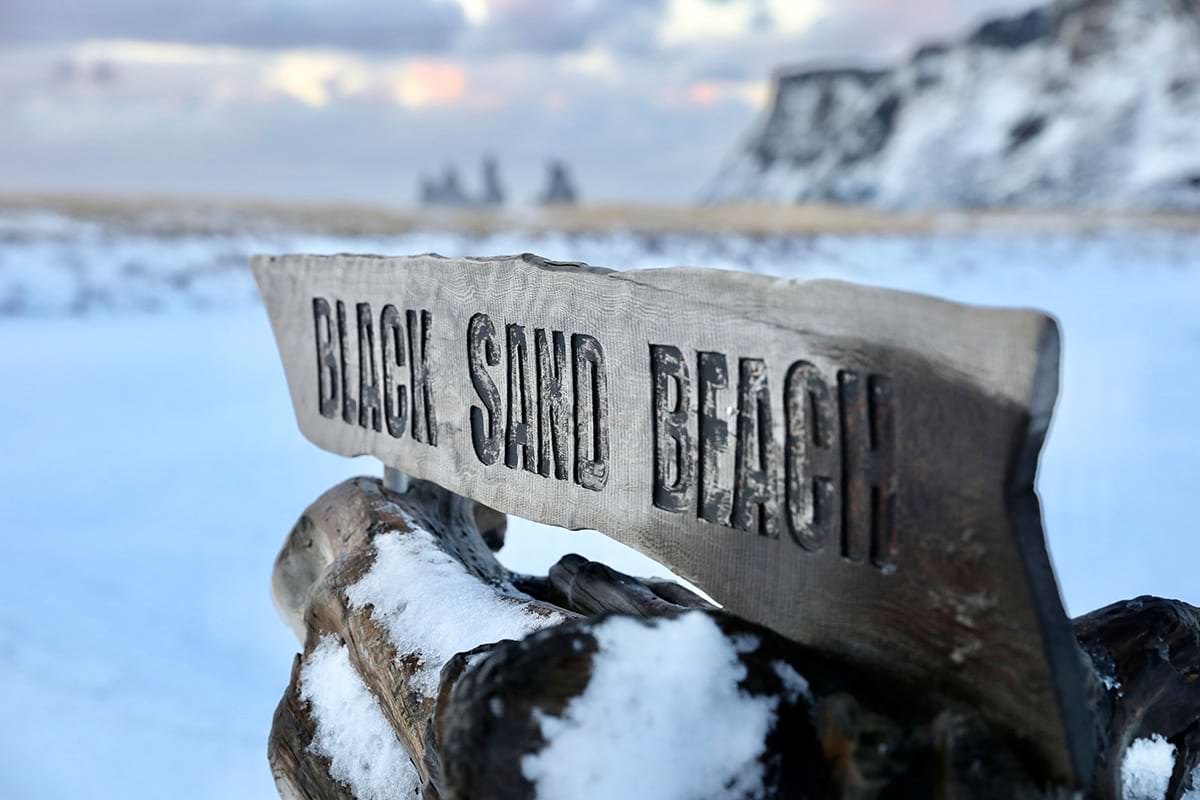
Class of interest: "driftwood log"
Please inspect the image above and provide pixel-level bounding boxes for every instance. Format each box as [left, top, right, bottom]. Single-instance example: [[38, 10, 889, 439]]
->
[[268, 477, 1199, 800]]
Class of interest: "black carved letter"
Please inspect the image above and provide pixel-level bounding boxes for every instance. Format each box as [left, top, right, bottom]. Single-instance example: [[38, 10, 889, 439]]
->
[[572, 333, 609, 492], [336, 300, 356, 425], [505, 324, 536, 472], [356, 303, 382, 432], [784, 361, 840, 551], [697, 351, 731, 526], [732, 358, 778, 537], [312, 298, 338, 419], [406, 309, 437, 446], [839, 371, 897, 568], [468, 313, 501, 465], [380, 305, 407, 439], [650, 344, 692, 512], [536, 329, 570, 480]]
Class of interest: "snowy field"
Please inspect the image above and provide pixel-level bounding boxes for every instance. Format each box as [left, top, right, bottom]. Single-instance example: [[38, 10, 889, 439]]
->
[[1, 210, 1198, 799]]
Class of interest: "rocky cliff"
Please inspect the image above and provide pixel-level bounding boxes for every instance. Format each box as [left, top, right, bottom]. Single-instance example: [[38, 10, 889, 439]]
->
[[703, 0, 1200, 209]]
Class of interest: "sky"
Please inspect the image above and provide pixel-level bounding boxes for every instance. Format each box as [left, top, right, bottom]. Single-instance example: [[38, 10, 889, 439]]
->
[[0, 0, 1038, 204]]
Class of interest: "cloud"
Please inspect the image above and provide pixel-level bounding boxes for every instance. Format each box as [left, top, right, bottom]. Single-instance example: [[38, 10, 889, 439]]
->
[[792, 0, 1038, 62], [0, 40, 757, 203], [0, 0, 1054, 204], [389, 61, 468, 107], [470, 0, 667, 54], [0, 0, 467, 52]]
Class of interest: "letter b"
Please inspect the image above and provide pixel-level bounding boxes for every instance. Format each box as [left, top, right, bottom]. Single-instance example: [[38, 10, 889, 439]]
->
[[650, 344, 693, 512]]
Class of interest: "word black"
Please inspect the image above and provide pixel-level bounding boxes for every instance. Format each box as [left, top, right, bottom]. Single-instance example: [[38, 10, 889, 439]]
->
[[312, 298, 438, 446]]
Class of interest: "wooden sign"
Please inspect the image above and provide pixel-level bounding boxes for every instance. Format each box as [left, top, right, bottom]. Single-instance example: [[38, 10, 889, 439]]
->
[[253, 253, 1095, 784]]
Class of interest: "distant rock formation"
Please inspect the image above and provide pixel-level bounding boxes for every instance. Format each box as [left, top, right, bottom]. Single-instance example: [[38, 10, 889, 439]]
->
[[479, 155, 506, 207], [704, 0, 1200, 210], [420, 157, 508, 208], [418, 158, 582, 208], [538, 160, 579, 206], [419, 166, 471, 207]]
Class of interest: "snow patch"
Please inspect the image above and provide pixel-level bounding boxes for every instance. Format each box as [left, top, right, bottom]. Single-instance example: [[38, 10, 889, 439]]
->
[[1121, 734, 1176, 800], [1183, 765, 1200, 800], [299, 636, 421, 800], [521, 612, 777, 800], [346, 525, 565, 697], [773, 660, 813, 704], [731, 632, 760, 653]]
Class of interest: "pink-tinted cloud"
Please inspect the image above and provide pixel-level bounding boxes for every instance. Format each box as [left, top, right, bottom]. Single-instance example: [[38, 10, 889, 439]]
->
[[393, 61, 468, 107]]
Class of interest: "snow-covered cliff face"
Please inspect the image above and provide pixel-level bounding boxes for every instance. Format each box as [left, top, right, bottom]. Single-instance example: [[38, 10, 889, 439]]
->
[[704, 0, 1200, 209]]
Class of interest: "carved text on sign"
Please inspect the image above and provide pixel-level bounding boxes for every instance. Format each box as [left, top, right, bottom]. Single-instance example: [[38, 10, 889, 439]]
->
[[650, 345, 898, 569], [467, 313, 610, 492], [312, 298, 439, 445]]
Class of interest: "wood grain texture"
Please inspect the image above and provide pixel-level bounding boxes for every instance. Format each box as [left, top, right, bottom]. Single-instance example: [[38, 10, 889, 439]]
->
[[253, 252, 1096, 783]]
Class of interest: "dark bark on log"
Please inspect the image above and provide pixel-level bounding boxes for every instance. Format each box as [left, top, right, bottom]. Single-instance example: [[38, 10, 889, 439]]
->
[[546, 553, 713, 616], [433, 607, 1059, 800], [1075, 596, 1200, 800], [434, 611, 836, 799], [473, 503, 507, 552]]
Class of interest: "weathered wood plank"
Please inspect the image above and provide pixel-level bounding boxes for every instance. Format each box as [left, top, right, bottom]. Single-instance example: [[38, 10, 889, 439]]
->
[[253, 252, 1096, 783]]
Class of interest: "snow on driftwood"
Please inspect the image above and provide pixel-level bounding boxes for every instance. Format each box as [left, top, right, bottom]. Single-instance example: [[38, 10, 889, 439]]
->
[[521, 613, 779, 800], [1187, 769, 1200, 800], [1123, 735, 1177, 800], [300, 638, 421, 800], [345, 527, 564, 698], [1121, 736, 1200, 800]]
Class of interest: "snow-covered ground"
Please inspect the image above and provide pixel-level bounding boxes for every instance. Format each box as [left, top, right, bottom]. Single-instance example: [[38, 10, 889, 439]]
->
[[1, 211, 1198, 798]]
